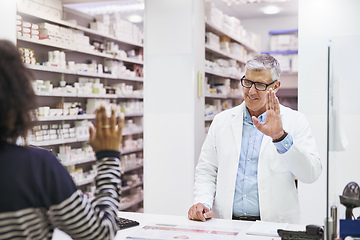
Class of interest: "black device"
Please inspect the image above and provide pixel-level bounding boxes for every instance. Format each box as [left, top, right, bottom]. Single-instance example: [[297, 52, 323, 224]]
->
[[277, 225, 323, 240], [339, 182, 360, 219], [117, 217, 140, 230]]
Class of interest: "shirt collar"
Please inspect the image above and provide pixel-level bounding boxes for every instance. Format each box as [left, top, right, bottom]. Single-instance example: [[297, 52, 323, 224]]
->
[[243, 104, 266, 124]]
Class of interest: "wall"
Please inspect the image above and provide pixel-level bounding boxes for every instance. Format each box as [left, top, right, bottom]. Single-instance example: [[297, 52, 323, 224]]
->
[[0, 1, 16, 43], [143, 0, 205, 215], [298, 0, 360, 225]]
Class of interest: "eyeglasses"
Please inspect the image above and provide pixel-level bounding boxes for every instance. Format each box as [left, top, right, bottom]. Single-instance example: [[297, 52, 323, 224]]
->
[[240, 76, 277, 91]]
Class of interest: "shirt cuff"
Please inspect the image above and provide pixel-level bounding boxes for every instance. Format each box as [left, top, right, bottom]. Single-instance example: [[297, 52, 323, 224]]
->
[[203, 203, 212, 211], [273, 133, 293, 154], [96, 150, 120, 160]]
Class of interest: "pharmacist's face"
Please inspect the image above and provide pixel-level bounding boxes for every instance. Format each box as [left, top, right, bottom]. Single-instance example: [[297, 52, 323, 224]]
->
[[242, 69, 280, 117]]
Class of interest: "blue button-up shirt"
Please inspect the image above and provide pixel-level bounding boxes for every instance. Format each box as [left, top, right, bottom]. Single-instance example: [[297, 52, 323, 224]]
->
[[232, 104, 293, 217]]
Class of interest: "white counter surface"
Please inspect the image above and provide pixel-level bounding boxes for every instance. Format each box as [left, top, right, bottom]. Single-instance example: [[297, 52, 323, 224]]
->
[[53, 211, 305, 240]]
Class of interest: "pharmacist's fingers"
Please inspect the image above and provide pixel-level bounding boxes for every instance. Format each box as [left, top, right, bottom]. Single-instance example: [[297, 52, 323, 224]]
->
[[266, 90, 270, 111], [203, 209, 214, 219], [195, 206, 206, 222], [188, 203, 206, 222], [268, 88, 275, 110], [274, 93, 281, 114]]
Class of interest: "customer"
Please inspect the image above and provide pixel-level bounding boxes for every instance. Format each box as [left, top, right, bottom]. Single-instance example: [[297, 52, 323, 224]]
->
[[0, 39, 124, 239], [188, 54, 322, 224]]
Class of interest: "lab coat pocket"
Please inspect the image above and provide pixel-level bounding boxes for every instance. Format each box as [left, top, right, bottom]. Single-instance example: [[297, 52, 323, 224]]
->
[[268, 151, 290, 173]]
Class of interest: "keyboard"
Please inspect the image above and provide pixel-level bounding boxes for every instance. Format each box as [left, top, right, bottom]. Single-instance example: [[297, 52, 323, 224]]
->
[[117, 217, 140, 230]]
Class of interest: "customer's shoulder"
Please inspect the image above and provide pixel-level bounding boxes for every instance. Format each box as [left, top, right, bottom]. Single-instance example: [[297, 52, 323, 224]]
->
[[10, 144, 59, 165]]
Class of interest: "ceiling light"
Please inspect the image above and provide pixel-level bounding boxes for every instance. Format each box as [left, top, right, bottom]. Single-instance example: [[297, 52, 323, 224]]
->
[[128, 14, 143, 23], [261, 5, 281, 14]]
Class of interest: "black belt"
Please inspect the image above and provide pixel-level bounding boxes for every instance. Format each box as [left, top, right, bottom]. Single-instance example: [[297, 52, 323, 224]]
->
[[232, 215, 260, 221]]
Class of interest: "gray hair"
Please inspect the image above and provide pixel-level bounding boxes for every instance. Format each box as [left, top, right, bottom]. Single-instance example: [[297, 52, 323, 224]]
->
[[245, 54, 281, 81]]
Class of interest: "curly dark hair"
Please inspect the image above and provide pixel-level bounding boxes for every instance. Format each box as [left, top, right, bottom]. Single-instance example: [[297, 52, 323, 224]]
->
[[0, 40, 37, 144]]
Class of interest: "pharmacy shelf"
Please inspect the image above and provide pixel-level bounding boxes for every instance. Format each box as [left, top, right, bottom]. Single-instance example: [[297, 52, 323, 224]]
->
[[18, 36, 144, 66], [205, 20, 258, 53], [76, 175, 96, 186], [123, 113, 143, 118], [123, 130, 143, 136], [227, 94, 243, 99], [122, 164, 143, 174], [29, 130, 142, 147], [205, 69, 242, 80], [122, 148, 143, 155], [61, 156, 97, 167], [205, 44, 246, 64], [19, 5, 144, 213], [205, 93, 228, 99], [204, 115, 215, 122], [122, 182, 143, 192], [29, 137, 89, 147], [26, 64, 144, 82], [37, 115, 93, 121], [276, 88, 298, 97], [37, 113, 143, 122], [205, 93, 243, 100], [36, 91, 143, 100], [281, 71, 298, 76], [119, 197, 143, 211], [18, 9, 143, 48], [18, 36, 76, 51]]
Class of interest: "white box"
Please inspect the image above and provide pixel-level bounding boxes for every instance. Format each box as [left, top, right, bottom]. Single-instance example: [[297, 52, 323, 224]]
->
[[29, 0, 44, 4], [44, 0, 62, 11]]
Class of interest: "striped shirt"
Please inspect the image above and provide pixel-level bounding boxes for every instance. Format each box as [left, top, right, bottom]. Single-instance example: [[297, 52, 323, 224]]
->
[[0, 143, 121, 240]]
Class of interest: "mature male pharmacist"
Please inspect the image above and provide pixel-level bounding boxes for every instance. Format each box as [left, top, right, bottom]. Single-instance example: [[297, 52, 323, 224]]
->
[[188, 54, 321, 224]]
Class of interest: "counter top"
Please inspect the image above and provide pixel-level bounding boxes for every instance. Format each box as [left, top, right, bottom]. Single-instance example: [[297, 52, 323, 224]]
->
[[52, 211, 305, 240]]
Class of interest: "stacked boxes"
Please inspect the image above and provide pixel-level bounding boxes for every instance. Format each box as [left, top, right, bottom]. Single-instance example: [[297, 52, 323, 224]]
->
[[205, 58, 242, 78], [93, 13, 143, 45], [269, 30, 298, 51], [205, 1, 224, 29], [18, 47, 36, 65], [205, 2, 260, 51], [39, 22, 75, 48], [16, 0, 63, 20], [268, 30, 298, 72], [270, 53, 298, 72], [31, 123, 78, 142], [16, 15, 41, 40]]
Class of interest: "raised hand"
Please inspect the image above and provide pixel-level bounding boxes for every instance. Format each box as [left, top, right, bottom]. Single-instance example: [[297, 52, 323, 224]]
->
[[89, 105, 125, 152], [251, 88, 285, 140]]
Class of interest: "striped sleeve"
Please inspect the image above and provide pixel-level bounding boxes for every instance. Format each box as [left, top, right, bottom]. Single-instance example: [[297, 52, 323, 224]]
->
[[48, 152, 121, 240]]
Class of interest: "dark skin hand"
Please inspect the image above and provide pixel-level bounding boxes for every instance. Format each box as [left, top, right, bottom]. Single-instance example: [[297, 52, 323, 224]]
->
[[89, 105, 125, 152]]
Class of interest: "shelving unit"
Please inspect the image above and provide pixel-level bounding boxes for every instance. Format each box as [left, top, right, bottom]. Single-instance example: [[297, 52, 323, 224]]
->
[[204, 2, 260, 131], [264, 29, 299, 110], [16, 1, 144, 213]]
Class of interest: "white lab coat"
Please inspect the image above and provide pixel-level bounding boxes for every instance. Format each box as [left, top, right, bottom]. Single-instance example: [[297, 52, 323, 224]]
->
[[194, 102, 322, 223]]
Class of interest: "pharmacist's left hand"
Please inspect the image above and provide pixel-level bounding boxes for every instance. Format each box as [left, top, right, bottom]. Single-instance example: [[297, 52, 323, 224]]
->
[[252, 88, 285, 140], [89, 105, 124, 152]]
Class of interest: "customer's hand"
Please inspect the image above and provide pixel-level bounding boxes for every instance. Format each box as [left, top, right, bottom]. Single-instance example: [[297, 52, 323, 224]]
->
[[89, 105, 124, 152], [188, 203, 214, 222], [252, 88, 285, 141]]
